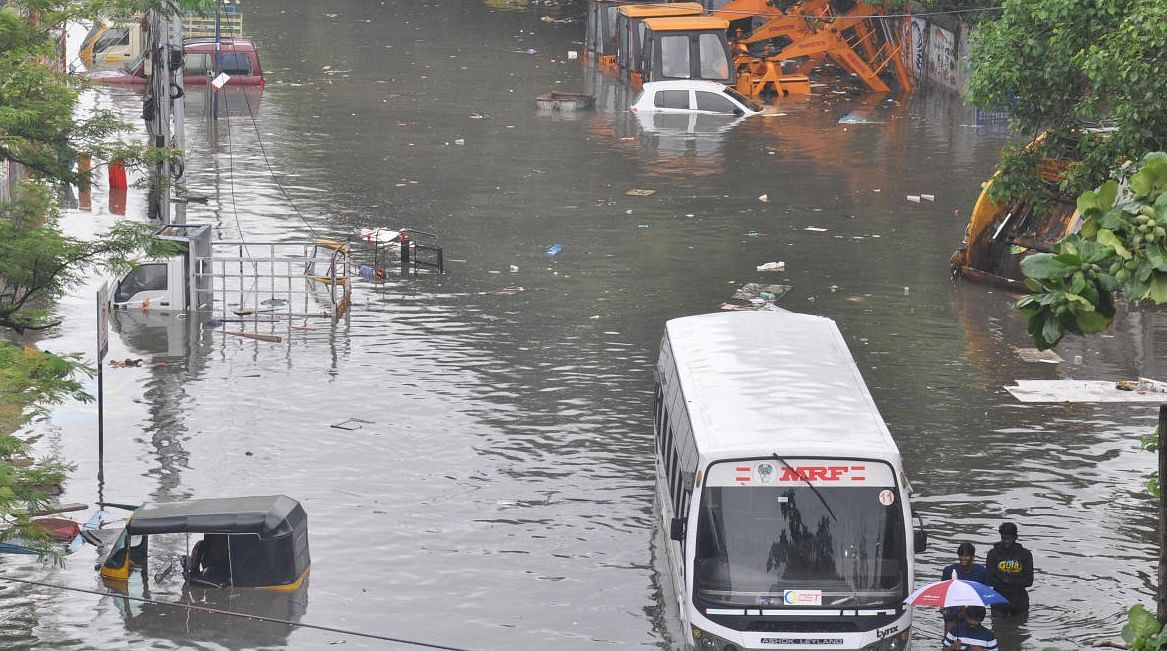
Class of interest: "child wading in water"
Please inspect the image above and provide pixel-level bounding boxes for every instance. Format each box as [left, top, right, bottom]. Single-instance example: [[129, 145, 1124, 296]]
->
[[942, 605, 998, 651]]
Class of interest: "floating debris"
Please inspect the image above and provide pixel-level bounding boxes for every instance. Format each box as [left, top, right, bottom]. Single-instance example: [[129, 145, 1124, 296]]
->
[[1014, 347, 1063, 364], [331, 418, 375, 431], [731, 283, 792, 305], [109, 358, 144, 368]]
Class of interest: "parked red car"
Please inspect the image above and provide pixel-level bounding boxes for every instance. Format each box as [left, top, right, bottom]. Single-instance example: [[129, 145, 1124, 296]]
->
[[88, 39, 264, 87]]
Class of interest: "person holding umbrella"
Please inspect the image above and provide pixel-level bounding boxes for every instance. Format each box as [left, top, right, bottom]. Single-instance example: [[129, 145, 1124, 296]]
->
[[941, 542, 989, 631], [904, 575, 1008, 648], [943, 605, 998, 650], [985, 522, 1034, 617]]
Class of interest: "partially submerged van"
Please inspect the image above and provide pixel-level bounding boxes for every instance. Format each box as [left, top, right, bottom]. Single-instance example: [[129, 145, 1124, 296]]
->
[[87, 39, 265, 87], [654, 310, 924, 651]]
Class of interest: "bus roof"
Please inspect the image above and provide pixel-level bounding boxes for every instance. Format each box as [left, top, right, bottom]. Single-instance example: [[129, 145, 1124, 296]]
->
[[618, 2, 704, 18], [662, 310, 901, 461], [643, 16, 729, 31]]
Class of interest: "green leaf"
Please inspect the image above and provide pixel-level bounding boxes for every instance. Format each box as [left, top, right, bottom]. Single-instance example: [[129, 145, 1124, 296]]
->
[[1127, 605, 1162, 639], [1070, 272, 1086, 294], [1076, 310, 1109, 333], [1041, 316, 1064, 348], [1077, 189, 1100, 214], [1147, 244, 1167, 271], [1096, 229, 1132, 259], [1132, 168, 1154, 197], [1150, 273, 1167, 304], [1096, 180, 1119, 209], [1021, 253, 1071, 279]]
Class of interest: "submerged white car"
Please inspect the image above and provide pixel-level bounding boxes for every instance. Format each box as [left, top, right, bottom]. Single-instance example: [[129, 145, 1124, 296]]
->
[[630, 80, 763, 116]]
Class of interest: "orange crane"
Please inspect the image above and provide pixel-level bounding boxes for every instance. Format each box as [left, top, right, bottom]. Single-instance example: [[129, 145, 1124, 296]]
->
[[713, 0, 913, 96]]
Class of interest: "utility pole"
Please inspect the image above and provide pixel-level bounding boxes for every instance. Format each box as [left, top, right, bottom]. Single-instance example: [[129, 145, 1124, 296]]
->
[[144, 10, 185, 225]]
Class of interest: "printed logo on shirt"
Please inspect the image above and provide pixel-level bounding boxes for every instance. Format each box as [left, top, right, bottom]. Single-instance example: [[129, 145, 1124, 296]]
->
[[997, 559, 1022, 574]]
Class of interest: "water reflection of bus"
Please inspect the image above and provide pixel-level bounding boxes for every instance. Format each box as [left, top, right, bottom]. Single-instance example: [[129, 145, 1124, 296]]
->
[[654, 311, 923, 651]]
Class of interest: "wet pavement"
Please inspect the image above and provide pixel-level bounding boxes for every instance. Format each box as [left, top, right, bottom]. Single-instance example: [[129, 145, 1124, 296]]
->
[[1, 1, 1165, 649]]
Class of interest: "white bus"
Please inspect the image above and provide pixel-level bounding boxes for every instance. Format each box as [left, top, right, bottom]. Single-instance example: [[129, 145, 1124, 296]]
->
[[654, 310, 926, 651]]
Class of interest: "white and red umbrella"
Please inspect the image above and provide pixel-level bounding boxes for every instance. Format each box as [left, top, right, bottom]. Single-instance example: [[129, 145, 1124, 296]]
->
[[904, 578, 1008, 608]]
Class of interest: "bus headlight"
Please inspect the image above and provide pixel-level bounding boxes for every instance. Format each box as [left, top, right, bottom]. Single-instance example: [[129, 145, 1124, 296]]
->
[[862, 628, 910, 651], [691, 626, 738, 651]]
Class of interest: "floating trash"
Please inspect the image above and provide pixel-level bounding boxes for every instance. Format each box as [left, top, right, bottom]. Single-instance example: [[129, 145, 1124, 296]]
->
[[731, 283, 792, 304], [546, 244, 563, 256]]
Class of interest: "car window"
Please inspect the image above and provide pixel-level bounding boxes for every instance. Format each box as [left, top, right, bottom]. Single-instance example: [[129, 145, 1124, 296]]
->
[[218, 52, 253, 76], [654, 90, 690, 110], [698, 34, 731, 81], [115, 263, 168, 303], [724, 86, 763, 112], [184, 53, 211, 77], [660, 35, 691, 78], [695, 91, 739, 114]]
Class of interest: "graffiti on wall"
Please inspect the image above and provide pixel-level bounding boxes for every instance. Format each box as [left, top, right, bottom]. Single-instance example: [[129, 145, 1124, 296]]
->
[[910, 17, 926, 76], [926, 23, 960, 91]]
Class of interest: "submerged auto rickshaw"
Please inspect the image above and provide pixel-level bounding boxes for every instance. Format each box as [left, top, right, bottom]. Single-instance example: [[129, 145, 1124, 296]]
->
[[98, 495, 310, 590]]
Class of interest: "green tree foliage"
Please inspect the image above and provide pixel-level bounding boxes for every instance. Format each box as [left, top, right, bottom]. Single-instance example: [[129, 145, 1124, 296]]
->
[[1016, 153, 1167, 349], [0, 0, 204, 559], [0, 340, 78, 558], [966, 0, 1167, 208]]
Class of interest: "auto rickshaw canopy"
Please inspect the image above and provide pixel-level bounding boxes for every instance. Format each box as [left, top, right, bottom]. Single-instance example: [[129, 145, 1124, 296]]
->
[[126, 495, 306, 538], [101, 495, 311, 589]]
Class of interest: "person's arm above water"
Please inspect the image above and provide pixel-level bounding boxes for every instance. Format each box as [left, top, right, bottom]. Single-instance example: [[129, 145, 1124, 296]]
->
[[1018, 548, 1034, 588]]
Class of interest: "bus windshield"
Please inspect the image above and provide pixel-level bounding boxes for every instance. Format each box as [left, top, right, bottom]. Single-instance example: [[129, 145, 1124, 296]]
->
[[694, 484, 906, 608]]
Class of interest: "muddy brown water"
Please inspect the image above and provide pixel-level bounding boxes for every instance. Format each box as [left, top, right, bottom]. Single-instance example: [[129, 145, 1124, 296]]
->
[[2, 1, 1165, 649]]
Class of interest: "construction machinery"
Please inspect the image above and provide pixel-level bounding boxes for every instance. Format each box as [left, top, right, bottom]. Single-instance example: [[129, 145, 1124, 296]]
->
[[951, 134, 1086, 289], [711, 0, 913, 96], [638, 17, 734, 86], [614, 3, 706, 77]]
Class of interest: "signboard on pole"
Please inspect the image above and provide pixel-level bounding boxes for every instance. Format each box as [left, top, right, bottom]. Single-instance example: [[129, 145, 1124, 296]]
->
[[97, 283, 109, 361]]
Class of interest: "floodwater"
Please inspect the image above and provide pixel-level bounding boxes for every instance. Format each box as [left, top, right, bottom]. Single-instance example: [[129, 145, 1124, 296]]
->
[[2, 1, 1165, 649]]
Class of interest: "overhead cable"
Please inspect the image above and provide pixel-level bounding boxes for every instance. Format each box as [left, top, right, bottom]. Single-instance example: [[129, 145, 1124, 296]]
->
[[0, 575, 478, 651]]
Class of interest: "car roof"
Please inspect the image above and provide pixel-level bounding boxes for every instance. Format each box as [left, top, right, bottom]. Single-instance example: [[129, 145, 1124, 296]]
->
[[641, 79, 729, 93], [184, 38, 258, 51]]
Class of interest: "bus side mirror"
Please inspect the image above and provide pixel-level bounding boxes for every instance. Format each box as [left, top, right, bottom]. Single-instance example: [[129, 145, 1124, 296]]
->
[[914, 528, 928, 553], [670, 517, 686, 541]]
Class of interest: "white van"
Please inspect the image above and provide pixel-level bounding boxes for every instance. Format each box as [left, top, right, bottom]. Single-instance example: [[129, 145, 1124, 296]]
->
[[654, 310, 925, 651]]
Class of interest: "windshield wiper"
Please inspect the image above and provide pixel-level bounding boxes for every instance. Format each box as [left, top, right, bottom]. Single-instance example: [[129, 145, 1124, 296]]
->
[[771, 453, 838, 522]]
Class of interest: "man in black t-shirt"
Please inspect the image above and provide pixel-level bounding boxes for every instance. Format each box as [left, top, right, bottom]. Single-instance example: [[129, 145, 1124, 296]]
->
[[985, 522, 1034, 617]]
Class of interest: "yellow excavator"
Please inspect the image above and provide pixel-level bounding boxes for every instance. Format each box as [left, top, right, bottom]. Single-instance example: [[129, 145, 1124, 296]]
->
[[951, 134, 1085, 289]]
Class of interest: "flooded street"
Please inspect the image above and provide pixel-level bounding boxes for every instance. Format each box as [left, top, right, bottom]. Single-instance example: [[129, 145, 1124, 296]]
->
[[2, 1, 1165, 649]]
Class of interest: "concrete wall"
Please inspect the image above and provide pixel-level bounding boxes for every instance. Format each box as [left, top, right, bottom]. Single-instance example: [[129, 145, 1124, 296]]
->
[[907, 5, 972, 93]]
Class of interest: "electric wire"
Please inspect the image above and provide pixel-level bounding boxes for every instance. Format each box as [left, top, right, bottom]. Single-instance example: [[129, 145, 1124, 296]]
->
[[236, 60, 320, 240], [216, 43, 249, 250], [0, 575, 478, 651]]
